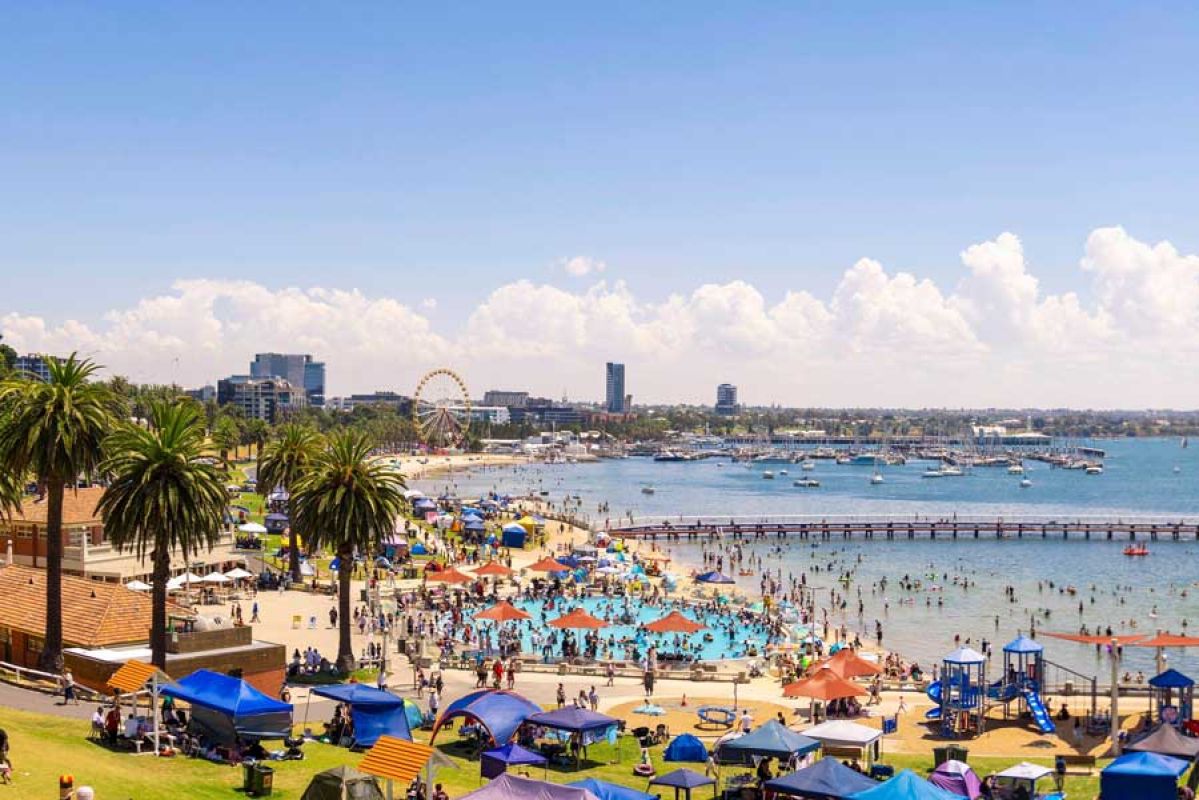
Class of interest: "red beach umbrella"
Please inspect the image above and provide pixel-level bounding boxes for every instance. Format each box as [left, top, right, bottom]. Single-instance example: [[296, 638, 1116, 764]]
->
[[817, 648, 882, 679], [528, 557, 570, 573], [426, 567, 472, 584], [645, 610, 705, 634], [473, 561, 515, 577], [783, 669, 868, 701], [474, 601, 531, 622]]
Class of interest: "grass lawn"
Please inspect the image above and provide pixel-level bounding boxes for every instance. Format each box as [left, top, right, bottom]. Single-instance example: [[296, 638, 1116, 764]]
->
[[0, 704, 1105, 799]]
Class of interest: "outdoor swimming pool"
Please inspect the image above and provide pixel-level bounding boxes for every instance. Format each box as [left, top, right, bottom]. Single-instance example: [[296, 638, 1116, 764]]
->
[[504, 595, 779, 662]]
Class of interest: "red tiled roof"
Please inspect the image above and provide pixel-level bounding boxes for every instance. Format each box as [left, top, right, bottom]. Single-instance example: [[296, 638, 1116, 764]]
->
[[6, 487, 104, 526]]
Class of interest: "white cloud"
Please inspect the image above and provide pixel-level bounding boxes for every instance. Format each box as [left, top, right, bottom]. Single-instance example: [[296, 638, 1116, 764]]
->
[[5, 227, 1199, 406], [560, 256, 606, 277]]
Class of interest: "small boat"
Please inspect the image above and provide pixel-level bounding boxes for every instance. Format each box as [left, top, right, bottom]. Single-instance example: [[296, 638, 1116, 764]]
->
[[1019, 478, 1032, 488], [940, 466, 965, 477], [779, 469, 789, 476], [793, 478, 820, 488], [1174, 465, 1182, 474], [1007, 463, 1025, 475], [922, 469, 946, 479], [1123, 545, 1150, 556], [762, 471, 775, 479], [870, 473, 885, 485], [1085, 465, 1104, 475], [801, 460, 816, 471], [641, 486, 656, 495]]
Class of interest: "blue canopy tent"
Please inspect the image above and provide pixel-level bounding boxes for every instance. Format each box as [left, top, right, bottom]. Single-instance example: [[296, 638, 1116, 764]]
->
[[413, 499, 437, 512], [527, 707, 621, 768], [716, 720, 821, 766], [501, 523, 527, 549], [464, 519, 486, 533], [461, 507, 483, 517], [649, 768, 717, 800], [663, 733, 708, 763], [460, 775, 600, 800], [161, 669, 293, 744], [310, 684, 413, 747], [264, 513, 289, 534], [847, 770, 962, 800], [480, 743, 547, 779], [411, 542, 429, 555], [765, 757, 879, 799], [695, 571, 736, 584], [1101, 751, 1190, 800], [569, 779, 655, 800], [431, 690, 541, 746]]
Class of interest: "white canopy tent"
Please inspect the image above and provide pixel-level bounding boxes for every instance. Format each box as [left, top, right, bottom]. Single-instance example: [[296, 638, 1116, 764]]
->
[[124, 580, 152, 592], [224, 567, 254, 580], [166, 572, 205, 591], [238, 522, 268, 534], [202, 571, 230, 584], [802, 720, 885, 762]]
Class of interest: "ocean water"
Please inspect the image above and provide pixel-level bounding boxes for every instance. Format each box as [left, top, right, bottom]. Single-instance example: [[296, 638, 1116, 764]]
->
[[418, 438, 1199, 678]]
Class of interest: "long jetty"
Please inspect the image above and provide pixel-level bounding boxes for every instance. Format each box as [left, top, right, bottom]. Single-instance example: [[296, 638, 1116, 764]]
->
[[607, 514, 1199, 541]]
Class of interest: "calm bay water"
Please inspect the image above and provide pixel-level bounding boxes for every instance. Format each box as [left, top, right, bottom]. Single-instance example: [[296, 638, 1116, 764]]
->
[[420, 438, 1199, 678]]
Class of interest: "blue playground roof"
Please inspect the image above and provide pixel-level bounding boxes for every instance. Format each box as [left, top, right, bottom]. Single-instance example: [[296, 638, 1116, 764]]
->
[[1149, 668, 1195, 689], [1003, 634, 1044, 654], [942, 646, 987, 665]]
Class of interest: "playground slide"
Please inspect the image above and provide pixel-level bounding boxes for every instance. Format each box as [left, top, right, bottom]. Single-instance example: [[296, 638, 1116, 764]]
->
[[1023, 689, 1056, 734], [924, 682, 942, 719]]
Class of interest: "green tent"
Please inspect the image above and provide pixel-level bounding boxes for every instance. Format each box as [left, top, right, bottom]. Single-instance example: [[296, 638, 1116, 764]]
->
[[301, 766, 386, 800]]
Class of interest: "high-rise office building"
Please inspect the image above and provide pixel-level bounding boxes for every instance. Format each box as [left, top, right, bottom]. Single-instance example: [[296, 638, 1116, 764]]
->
[[250, 353, 325, 407], [605, 362, 626, 413], [12, 353, 60, 382], [715, 383, 739, 416], [482, 390, 529, 408], [217, 375, 304, 423]]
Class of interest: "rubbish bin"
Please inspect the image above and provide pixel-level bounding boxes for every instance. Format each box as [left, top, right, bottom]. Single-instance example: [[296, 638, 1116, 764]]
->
[[243, 763, 256, 793], [932, 746, 949, 766], [253, 764, 275, 797], [946, 745, 968, 763]]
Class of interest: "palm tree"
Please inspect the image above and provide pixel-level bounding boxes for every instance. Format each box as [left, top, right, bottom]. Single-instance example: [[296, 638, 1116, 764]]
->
[[0, 354, 118, 671], [96, 401, 227, 668], [212, 415, 240, 462], [290, 431, 405, 674], [257, 423, 323, 583]]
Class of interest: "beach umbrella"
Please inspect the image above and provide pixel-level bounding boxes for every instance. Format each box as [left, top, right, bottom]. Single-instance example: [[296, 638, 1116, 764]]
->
[[528, 556, 570, 573], [645, 611, 705, 634], [475, 601, 531, 622], [224, 567, 254, 580], [124, 579, 152, 592], [238, 522, 268, 534], [548, 608, 608, 630], [695, 571, 735, 584], [202, 571, 230, 584], [426, 567, 472, 584], [818, 648, 882, 679], [473, 561, 515, 577], [784, 669, 868, 701]]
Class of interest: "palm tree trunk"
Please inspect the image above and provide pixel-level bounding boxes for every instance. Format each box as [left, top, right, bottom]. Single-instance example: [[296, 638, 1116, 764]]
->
[[335, 545, 354, 674], [150, 546, 170, 669], [288, 528, 302, 584], [38, 476, 65, 673]]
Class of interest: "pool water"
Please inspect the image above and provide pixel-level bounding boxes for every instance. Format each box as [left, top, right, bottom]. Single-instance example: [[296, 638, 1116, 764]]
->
[[501, 595, 778, 662]]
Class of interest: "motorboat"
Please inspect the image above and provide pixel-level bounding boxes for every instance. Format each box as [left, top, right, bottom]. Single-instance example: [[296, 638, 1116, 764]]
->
[[793, 478, 820, 488], [1085, 464, 1104, 475], [940, 466, 966, 477], [1123, 545, 1149, 556], [801, 460, 816, 471], [1019, 478, 1032, 488], [641, 485, 656, 495], [922, 468, 946, 479], [779, 469, 789, 476], [762, 470, 775, 479], [1007, 463, 1025, 475]]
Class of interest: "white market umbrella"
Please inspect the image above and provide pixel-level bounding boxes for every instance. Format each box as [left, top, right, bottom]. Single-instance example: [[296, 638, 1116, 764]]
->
[[224, 567, 254, 580], [403, 489, 426, 500], [124, 580, 152, 592], [202, 571, 230, 584], [238, 522, 268, 534]]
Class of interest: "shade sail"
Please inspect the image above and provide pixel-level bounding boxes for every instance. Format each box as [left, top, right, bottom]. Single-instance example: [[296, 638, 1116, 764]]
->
[[645, 611, 705, 634], [818, 648, 882, 679], [765, 757, 879, 799], [717, 720, 820, 764], [475, 601, 531, 622], [310, 684, 413, 746], [663, 733, 708, 763], [1042, 631, 1147, 645], [784, 670, 868, 701], [461, 775, 600, 800], [847, 769, 962, 800], [161, 669, 292, 743], [527, 707, 620, 733], [1134, 634, 1199, 648], [1127, 724, 1199, 758], [481, 743, 547, 779], [431, 689, 541, 745], [474, 562, 515, 577], [548, 608, 608, 629], [106, 660, 169, 695], [568, 779, 655, 800]]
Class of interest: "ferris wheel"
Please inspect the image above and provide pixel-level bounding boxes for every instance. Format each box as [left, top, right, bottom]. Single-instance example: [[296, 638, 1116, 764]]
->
[[412, 368, 471, 449]]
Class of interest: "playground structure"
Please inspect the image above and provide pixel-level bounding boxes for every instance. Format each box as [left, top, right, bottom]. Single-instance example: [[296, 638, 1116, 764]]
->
[[925, 634, 1095, 738], [1148, 669, 1194, 727]]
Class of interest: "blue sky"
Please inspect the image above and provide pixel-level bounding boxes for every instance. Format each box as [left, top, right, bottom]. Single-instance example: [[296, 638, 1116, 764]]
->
[[3, 3, 1199, 405]]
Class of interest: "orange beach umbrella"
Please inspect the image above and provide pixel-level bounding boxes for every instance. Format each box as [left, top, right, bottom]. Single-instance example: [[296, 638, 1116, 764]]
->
[[783, 669, 868, 701], [816, 647, 882, 679], [548, 608, 608, 630], [425, 567, 472, 584], [474, 601, 531, 622], [645, 610, 706, 634], [528, 557, 570, 573]]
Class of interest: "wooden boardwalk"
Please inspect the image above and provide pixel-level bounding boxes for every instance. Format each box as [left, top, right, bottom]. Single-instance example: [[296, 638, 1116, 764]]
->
[[607, 515, 1199, 541]]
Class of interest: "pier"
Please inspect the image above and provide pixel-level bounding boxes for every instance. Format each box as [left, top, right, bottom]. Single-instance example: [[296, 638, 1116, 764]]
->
[[607, 514, 1199, 541]]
